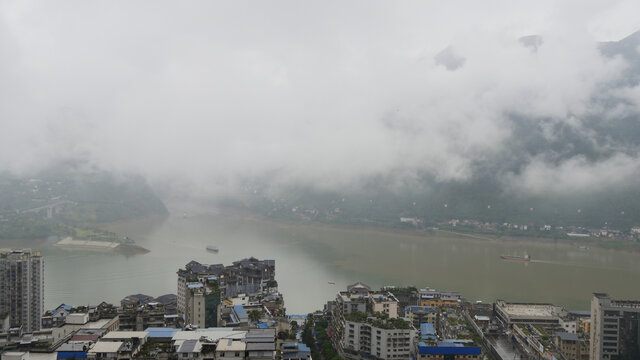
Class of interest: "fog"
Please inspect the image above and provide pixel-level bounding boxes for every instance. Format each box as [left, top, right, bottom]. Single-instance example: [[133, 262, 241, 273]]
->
[[1, 0, 640, 197]]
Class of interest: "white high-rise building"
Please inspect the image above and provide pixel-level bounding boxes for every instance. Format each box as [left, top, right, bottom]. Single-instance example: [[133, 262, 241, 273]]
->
[[0, 249, 44, 332]]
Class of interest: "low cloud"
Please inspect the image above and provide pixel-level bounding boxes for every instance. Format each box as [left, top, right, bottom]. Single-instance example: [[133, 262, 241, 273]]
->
[[1, 0, 639, 197]]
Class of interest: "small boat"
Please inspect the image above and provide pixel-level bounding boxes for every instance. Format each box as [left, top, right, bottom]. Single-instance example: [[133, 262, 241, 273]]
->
[[500, 253, 531, 262], [206, 246, 219, 253], [578, 245, 590, 251], [328, 281, 335, 285]]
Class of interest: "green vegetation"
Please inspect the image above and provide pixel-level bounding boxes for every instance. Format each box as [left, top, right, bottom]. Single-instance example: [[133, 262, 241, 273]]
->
[[0, 168, 167, 240], [248, 309, 262, 323], [306, 316, 343, 360]]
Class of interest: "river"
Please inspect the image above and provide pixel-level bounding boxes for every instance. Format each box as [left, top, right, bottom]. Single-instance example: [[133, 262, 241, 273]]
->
[[32, 210, 640, 314]]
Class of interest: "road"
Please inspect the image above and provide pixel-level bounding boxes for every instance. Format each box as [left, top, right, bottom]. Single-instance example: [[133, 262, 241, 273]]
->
[[488, 335, 530, 360]]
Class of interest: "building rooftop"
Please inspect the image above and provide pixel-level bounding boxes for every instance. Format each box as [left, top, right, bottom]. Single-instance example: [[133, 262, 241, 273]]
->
[[89, 341, 124, 354], [555, 332, 580, 342], [70, 334, 101, 342], [216, 338, 246, 352], [57, 342, 91, 351], [171, 328, 246, 341], [246, 342, 276, 351], [145, 327, 180, 338], [177, 339, 202, 353], [101, 331, 148, 340], [496, 301, 561, 318], [418, 341, 482, 355], [406, 306, 437, 314]]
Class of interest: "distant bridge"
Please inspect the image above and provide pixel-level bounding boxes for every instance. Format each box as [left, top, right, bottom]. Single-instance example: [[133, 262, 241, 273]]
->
[[20, 200, 76, 218]]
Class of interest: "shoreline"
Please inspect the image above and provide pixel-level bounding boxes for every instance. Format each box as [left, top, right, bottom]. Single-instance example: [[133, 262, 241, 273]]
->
[[200, 209, 620, 254]]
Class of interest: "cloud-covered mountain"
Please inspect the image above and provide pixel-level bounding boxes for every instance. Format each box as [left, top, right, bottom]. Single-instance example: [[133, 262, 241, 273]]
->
[[1, 2, 640, 227]]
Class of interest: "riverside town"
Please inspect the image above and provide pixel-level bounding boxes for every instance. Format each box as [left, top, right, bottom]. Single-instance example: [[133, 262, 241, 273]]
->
[[1, 250, 637, 360]]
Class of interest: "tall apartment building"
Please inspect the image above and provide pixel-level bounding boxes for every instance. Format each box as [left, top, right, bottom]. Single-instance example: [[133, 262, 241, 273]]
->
[[0, 249, 44, 332], [331, 282, 416, 360], [591, 293, 640, 360], [177, 258, 274, 320], [184, 281, 221, 328]]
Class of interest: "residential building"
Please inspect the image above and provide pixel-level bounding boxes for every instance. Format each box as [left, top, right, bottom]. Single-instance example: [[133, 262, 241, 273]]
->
[[341, 319, 415, 360], [118, 294, 178, 331], [386, 287, 419, 317], [177, 258, 275, 319], [591, 293, 640, 360], [281, 342, 311, 360], [369, 293, 399, 319], [419, 323, 437, 342], [404, 306, 437, 328], [554, 332, 589, 360], [220, 258, 276, 298], [0, 249, 44, 332], [41, 304, 72, 329], [184, 280, 221, 328], [246, 329, 276, 360], [86, 331, 147, 360], [418, 289, 461, 308], [216, 338, 247, 360], [330, 283, 416, 360]]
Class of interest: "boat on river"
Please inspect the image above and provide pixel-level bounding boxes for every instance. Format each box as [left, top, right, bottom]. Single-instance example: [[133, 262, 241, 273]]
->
[[206, 245, 219, 253], [500, 253, 530, 262]]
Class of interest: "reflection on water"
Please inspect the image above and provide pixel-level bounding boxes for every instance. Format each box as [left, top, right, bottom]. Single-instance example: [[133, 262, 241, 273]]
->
[[33, 213, 640, 313]]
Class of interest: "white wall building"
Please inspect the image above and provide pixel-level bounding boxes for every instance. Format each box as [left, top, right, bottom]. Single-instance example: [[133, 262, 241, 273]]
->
[[0, 249, 44, 332]]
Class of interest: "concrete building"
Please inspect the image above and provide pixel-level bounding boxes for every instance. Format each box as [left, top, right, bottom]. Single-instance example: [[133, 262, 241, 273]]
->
[[404, 306, 437, 328], [246, 329, 276, 360], [554, 332, 589, 360], [494, 300, 566, 328], [170, 327, 270, 360], [331, 283, 415, 360], [177, 258, 275, 319], [281, 342, 311, 360], [184, 281, 221, 328], [216, 338, 247, 360], [418, 289, 461, 308], [369, 293, 399, 319], [117, 294, 178, 330], [591, 293, 640, 360], [220, 258, 276, 298], [341, 320, 415, 360], [0, 249, 44, 333]]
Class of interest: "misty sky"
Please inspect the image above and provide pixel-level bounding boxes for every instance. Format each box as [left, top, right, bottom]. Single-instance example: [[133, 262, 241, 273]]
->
[[1, 1, 639, 195]]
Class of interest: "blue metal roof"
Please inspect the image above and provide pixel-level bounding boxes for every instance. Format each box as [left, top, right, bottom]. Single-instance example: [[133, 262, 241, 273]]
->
[[282, 343, 311, 352], [256, 322, 269, 329], [420, 323, 436, 339], [145, 327, 180, 338], [234, 305, 248, 321], [418, 343, 481, 355], [57, 351, 87, 359], [52, 305, 72, 315], [187, 283, 203, 289]]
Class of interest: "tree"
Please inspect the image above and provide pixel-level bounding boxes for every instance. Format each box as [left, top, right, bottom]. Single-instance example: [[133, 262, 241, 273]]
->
[[248, 309, 262, 323]]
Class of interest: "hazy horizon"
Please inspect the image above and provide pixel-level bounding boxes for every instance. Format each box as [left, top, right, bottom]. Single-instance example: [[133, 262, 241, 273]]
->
[[2, 1, 640, 200]]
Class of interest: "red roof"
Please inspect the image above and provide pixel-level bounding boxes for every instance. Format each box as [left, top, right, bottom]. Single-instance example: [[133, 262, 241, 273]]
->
[[71, 334, 101, 341]]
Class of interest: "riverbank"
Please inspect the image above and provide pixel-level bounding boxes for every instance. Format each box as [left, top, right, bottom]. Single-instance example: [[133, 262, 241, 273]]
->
[[53, 236, 150, 255], [205, 209, 631, 255]]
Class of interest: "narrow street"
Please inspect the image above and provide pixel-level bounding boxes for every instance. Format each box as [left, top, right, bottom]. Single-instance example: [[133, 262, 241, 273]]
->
[[487, 335, 530, 360]]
